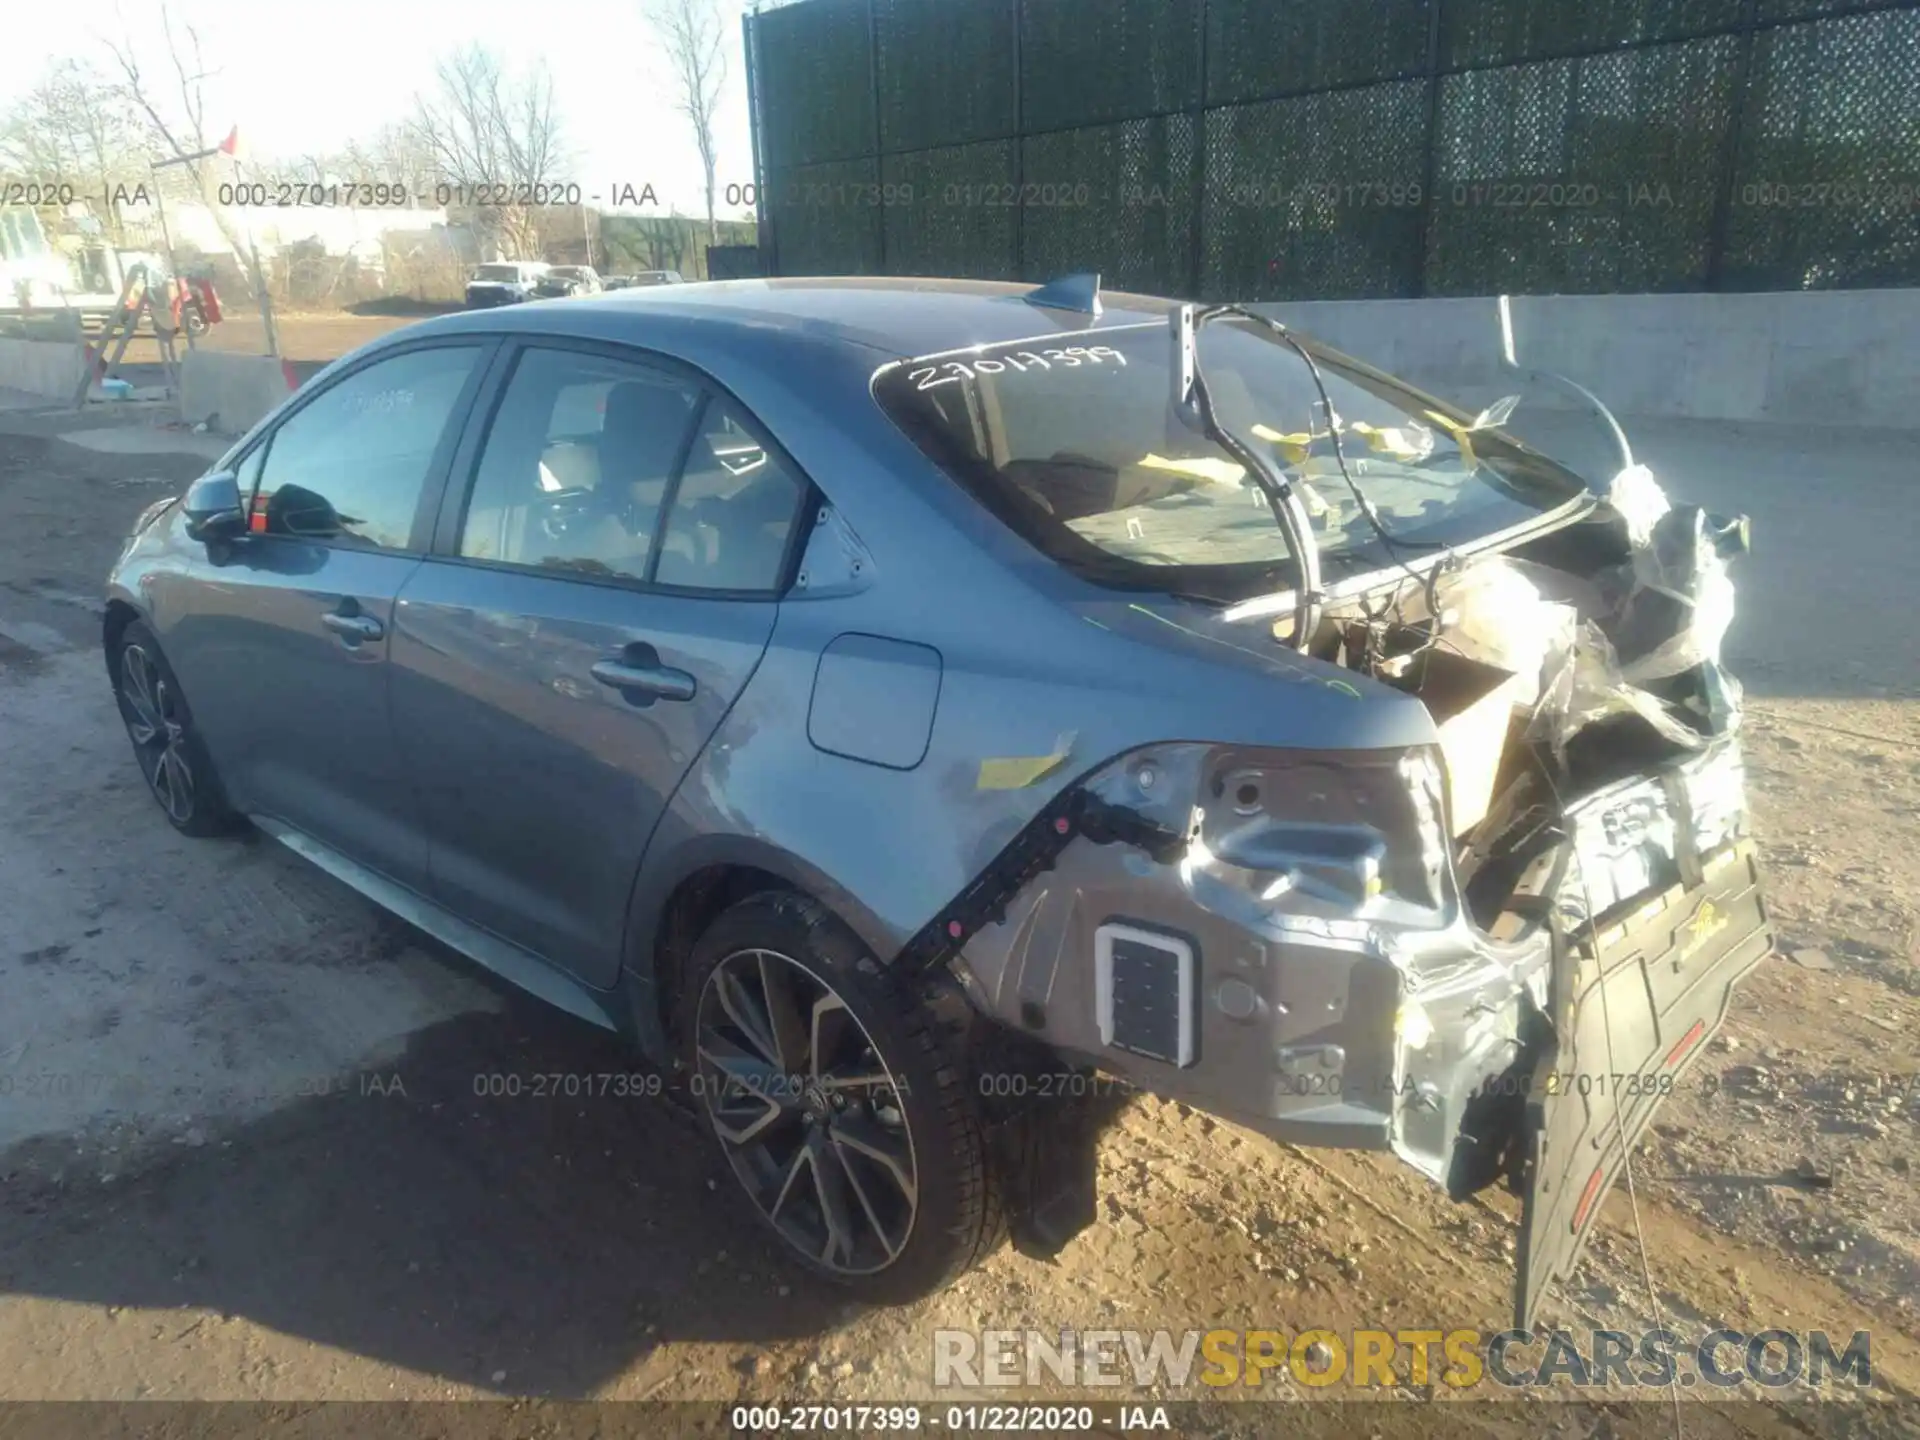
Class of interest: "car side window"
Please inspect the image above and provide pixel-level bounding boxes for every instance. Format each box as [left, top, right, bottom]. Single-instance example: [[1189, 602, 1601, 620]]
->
[[654, 398, 808, 593], [233, 444, 267, 510], [251, 345, 481, 549], [459, 347, 699, 584]]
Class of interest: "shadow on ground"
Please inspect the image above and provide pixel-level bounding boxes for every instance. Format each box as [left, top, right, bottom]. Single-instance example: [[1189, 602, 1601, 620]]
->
[[0, 985, 861, 1397]]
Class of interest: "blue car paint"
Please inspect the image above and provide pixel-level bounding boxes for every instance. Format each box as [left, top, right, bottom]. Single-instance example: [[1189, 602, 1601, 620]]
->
[[114, 279, 1443, 1001], [105, 277, 1773, 1334]]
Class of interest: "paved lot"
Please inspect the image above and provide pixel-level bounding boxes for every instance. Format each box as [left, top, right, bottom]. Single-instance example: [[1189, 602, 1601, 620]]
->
[[0, 403, 1914, 1424]]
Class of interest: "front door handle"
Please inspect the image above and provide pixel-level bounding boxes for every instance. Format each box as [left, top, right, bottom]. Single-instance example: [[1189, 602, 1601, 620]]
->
[[590, 657, 696, 703], [323, 611, 384, 642]]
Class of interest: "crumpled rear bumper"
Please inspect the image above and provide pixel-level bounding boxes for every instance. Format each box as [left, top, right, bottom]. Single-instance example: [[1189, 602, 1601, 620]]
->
[[949, 737, 1756, 1188]]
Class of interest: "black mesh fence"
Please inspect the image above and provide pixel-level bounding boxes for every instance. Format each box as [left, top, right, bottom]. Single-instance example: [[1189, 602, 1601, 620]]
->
[[1721, 6, 1920, 288], [765, 158, 884, 276], [748, 0, 1920, 298], [1201, 81, 1431, 301], [874, 0, 1016, 154], [1207, 0, 1432, 103], [755, 0, 875, 170], [881, 140, 1020, 276], [1439, 0, 1744, 68], [1021, 0, 1201, 133], [1427, 36, 1742, 293], [1023, 115, 1197, 293]]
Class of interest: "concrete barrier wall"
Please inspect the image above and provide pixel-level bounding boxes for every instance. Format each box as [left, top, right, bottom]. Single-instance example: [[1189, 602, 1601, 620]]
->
[[0, 336, 87, 402], [1252, 288, 1920, 430], [180, 351, 302, 435]]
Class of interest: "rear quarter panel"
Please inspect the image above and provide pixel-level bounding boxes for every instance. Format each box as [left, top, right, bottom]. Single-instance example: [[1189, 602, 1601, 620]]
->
[[626, 342, 1444, 979]]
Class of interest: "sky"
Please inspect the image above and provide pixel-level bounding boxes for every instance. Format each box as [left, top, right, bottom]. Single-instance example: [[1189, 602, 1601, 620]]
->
[[0, 0, 762, 219]]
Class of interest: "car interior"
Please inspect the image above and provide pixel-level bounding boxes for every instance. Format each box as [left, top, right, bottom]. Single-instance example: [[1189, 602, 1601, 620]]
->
[[460, 357, 803, 592]]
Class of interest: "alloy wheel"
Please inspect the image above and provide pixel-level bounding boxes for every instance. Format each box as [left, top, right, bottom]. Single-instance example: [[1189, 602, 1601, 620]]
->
[[694, 947, 918, 1275], [118, 642, 195, 825]]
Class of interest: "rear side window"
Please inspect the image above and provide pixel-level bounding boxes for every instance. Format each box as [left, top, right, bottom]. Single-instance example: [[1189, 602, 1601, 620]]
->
[[458, 347, 699, 583], [252, 345, 480, 549], [654, 398, 807, 593]]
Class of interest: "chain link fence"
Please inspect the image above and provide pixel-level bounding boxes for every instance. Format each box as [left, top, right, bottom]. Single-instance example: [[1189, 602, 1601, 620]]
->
[[746, 0, 1920, 298]]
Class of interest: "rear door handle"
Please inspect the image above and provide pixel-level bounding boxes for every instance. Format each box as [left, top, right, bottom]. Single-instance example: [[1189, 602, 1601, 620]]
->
[[323, 612, 384, 642], [590, 658, 696, 702]]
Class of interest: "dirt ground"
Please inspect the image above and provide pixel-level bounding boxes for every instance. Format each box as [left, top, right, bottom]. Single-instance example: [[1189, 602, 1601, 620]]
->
[[194, 309, 428, 363], [102, 309, 423, 390], [0, 392, 1915, 1432]]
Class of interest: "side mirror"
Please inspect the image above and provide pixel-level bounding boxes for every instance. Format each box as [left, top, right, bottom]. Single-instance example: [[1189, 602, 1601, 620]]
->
[[182, 470, 247, 542]]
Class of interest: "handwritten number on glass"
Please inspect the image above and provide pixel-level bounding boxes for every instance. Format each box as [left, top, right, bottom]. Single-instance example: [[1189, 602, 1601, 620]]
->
[[910, 346, 1127, 391]]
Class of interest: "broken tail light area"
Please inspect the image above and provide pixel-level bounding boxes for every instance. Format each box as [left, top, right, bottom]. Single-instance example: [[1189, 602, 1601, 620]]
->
[[937, 740, 1542, 1148], [1395, 737, 1757, 1193], [938, 732, 1760, 1201]]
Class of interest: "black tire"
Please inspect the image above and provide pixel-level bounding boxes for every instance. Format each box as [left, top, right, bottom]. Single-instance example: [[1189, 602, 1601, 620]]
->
[[109, 619, 242, 838], [680, 891, 1002, 1304]]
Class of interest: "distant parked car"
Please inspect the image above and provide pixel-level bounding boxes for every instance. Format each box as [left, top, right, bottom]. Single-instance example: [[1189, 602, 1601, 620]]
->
[[605, 270, 684, 290], [535, 266, 603, 299], [464, 261, 550, 308]]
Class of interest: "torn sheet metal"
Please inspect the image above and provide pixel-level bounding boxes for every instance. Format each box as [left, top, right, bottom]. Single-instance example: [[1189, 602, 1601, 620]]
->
[[1431, 557, 1577, 712], [1314, 459, 1747, 776], [1529, 619, 1716, 758], [1611, 504, 1747, 685], [1603, 462, 1670, 547]]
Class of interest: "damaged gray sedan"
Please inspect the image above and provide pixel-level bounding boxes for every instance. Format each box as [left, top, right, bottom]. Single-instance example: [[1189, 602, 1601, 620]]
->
[[104, 276, 1771, 1329]]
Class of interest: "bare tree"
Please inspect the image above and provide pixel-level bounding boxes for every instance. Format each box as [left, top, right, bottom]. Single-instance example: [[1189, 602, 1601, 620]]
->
[[409, 46, 567, 260], [647, 0, 729, 245], [633, 213, 694, 275], [100, 2, 257, 267], [0, 59, 147, 232], [339, 122, 440, 195], [103, 1, 212, 159]]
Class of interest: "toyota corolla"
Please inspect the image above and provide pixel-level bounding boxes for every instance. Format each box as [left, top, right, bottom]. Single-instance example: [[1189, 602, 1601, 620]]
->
[[104, 276, 1771, 1325]]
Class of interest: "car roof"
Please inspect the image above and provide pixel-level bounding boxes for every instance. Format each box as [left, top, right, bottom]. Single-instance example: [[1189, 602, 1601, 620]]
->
[[408, 276, 1178, 359]]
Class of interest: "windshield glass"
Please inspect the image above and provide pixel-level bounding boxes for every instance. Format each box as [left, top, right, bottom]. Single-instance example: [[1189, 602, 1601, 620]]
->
[[474, 264, 523, 282], [873, 319, 1588, 603]]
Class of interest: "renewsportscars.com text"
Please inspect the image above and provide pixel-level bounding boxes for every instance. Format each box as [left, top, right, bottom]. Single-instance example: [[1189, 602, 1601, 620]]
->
[[932, 1327, 1872, 1392]]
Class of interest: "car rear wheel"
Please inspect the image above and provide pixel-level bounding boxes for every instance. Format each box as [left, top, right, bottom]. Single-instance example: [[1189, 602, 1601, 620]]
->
[[111, 620, 240, 837], [683, 891, 1002, 1303]]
